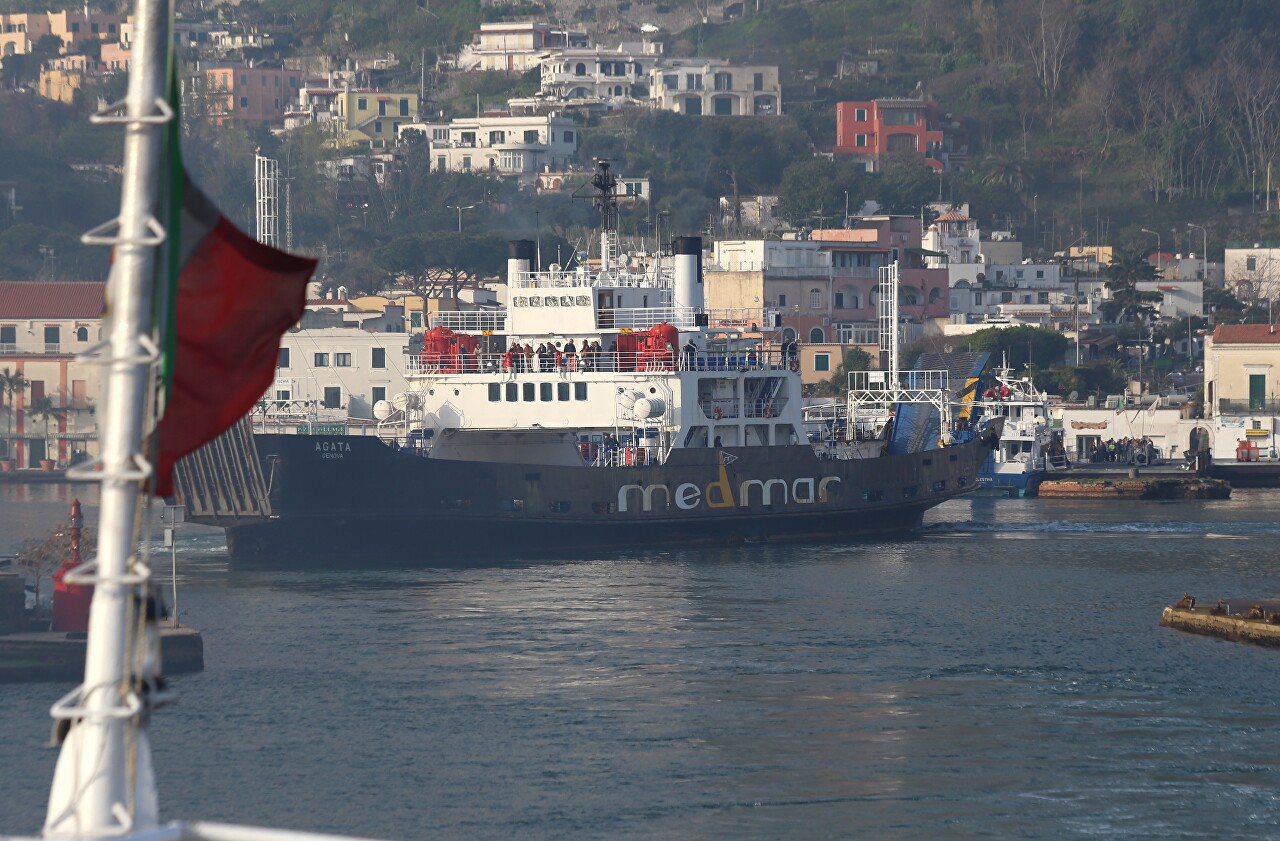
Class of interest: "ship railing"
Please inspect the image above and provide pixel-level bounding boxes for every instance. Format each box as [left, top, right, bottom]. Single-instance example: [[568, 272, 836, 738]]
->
[[427, 311, 507, 332], [589, 444, 663, 467], [610, 307, 697, 329], [405, 349, 794, 376], [508, 269, 665, 289], [699, 398, 740, 419]]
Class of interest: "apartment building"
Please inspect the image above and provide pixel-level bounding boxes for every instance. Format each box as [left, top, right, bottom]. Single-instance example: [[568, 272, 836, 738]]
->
[[834, 97, 968, 172], [203, 64, 303, 125], [456, 22, 588, 72], [400, 114, 577, 176], [648, 58, 781, 117]]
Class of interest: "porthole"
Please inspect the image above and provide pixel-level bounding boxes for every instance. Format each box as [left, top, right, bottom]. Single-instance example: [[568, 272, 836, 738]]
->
[[454, 389, 460, 396], [649, 387, 657, 394]]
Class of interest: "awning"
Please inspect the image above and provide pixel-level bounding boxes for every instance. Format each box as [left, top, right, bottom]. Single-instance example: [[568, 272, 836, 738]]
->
[[906, 247, 948, 258]]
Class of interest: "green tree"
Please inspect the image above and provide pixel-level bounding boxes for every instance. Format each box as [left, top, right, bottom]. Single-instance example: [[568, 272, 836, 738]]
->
[[0, 367, 29, 463], [1102, 249, 1161, 324], [967, 325, 1069, 372], [26, 395, 64, 466]]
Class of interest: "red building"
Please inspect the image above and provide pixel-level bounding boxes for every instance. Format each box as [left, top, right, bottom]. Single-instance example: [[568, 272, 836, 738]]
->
[[834, 97, 965, 172]]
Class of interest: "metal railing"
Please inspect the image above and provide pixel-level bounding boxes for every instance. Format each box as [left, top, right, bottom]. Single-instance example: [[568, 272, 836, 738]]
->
[[1218, 399, 1280, 414], [404, 349, 797, 376], [428, 311, 507, 332]]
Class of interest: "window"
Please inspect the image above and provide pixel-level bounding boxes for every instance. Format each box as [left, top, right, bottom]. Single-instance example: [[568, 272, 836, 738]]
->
[[435, 156, 445, 171], [540, 382, 553, 401], [239, 96, 248, 108], [489, 130, 505, 144], [574, 382, 588, 401], [1250, 373, 1266, 411], [809, 327, 825, 343], [713, 97, 733, 116], [1247, 256, 1257, 271], [814, 353, 831, 372], [810, 288, 821, 309], [278, 348, 290, 368], [400, 98, 409, 116], [884, 109, 917, 126], [90, 22, 99, 33], [76, 326, 88, 341], [489, 383, 501, 402], [1035, 270, 1044, 279], [778, 294, 787, 307], [524, 129, 539, 143], [713, 72, 732, 90], [974, 292, 983, 305], [410, 311, 423, 329], [239, 74, 247, 84], [686, 74, 703, 89], [322, 387, 341, 409], [357, 97, 367, 111], [275, 389, 290, 401], [260, 76, 267, 86], [564, 130, 574, 143], [855, 133, 867, 147], [44, 325, 59, 351], [663, 74, 678, 90], [754, 72, 764, 91], [372, 347, 385, 368], [505, 382, 518, 402], [372, 387, 386, 404], [374, 121, 382, 134], [523, 382, 535, 401], [71, 21, 80, 32], [855, 107, 867, 121], [557, 382, 570, 401], [0, 324, 15, 350], [834, 292, 844, 308], [575, 62, 587, 75], [314, 353, 329, 367], [1038, 292, 1049, 304], [462, 156, 472, 170], [335, 353, 352, 367]]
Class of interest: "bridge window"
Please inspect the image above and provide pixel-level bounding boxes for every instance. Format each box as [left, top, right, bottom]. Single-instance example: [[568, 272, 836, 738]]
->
[[540, 382, 553, 401], [523, 383, 536, 401], [574, 382, 588, 400], [489, 383, 501, 401], [558, 382, 570, 401], [506, 382, 518, 402]]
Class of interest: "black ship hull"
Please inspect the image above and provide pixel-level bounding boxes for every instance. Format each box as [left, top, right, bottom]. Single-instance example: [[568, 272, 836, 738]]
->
[[192, 429, 999, 564]]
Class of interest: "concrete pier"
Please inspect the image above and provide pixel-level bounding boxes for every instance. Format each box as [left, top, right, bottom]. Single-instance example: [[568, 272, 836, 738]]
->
[[1161, 605, 1280, 648], [0, 626, 204, 682]]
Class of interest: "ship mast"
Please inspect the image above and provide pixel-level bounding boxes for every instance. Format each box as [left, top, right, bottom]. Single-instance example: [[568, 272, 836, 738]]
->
[[590, 159, 619, 272], [43, 0, 168, 831]]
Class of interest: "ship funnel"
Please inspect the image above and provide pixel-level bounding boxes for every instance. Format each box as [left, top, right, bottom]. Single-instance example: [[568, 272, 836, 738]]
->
[[508, 239, 536, 281], [672, 236, 704, 319]]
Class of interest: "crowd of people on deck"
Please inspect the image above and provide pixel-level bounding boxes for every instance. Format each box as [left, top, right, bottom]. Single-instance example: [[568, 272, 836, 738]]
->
[[501, 339, 614, 373], [1087, 436, 1158, 465]]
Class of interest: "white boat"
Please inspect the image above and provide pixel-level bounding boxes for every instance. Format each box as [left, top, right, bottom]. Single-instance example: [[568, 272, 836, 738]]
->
[[972, 369, 1067, 497]]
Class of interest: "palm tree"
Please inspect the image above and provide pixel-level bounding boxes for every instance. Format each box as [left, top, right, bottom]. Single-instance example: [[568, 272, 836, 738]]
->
[[26, 395, 65, 468], [1102, 249, 1162, 324], [0, 367, 28, 465]]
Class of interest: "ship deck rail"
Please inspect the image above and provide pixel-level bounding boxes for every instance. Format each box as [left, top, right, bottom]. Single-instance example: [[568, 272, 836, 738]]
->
[[406, 349, 801, 377]]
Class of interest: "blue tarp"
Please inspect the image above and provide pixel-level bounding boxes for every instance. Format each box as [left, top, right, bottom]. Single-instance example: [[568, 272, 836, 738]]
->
[[887, 352, 990, 455]]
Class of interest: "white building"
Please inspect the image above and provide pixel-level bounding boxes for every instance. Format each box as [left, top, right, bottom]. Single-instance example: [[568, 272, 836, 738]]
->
[[648, 58, 781, 117], [399, 114, 577, 176], [922, 210, 982, 286], [1224, 242, 1280, 302], [1136, 279, 1204, 320], [270, 328, 412, 425], [455, 22, 588, 73], [516, 42, 665, 110], [946, 261, 1101, 333]]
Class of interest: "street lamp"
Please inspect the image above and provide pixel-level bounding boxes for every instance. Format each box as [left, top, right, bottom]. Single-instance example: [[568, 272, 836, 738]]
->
[[1187, 223, 1207, 365], [446, 203, 476, 233], [1140, 227, 1161, 278]]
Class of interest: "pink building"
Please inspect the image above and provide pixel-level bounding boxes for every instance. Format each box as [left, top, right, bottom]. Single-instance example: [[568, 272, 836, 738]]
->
[[204, 64, 303, 125]]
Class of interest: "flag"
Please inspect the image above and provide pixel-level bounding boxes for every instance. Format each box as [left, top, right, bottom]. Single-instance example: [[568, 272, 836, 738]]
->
[[148, 61, 315, 496]]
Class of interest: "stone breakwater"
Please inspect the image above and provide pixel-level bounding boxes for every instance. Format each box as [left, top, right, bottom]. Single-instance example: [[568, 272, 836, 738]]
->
[[1161, 606, 1280, 648], [1037, 478, 1230, 500]]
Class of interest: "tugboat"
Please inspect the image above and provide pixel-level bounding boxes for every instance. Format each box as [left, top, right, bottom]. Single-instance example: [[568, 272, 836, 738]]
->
[[180, 162, 1000, 561], [972, 368, 1066, 497]]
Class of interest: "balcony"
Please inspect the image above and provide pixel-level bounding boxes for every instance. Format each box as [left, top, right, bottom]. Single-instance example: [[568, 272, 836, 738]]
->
[[1218, 399, 1280, 415]]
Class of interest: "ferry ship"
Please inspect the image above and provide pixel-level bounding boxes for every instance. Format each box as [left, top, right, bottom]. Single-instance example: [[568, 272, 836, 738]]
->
[[179, 163, 1000, 560]]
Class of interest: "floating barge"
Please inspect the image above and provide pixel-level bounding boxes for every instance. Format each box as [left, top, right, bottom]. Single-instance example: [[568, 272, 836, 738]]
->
[[1036, 475, 1230, 499], [1161, 604, 1280, 648]]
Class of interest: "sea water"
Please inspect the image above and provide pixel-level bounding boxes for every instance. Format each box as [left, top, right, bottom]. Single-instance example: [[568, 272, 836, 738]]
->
[[2, 487, 1279, 839]]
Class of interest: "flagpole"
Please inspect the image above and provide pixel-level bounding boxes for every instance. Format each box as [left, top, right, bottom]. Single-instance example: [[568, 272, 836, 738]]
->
[[45, 0, 169, 832]]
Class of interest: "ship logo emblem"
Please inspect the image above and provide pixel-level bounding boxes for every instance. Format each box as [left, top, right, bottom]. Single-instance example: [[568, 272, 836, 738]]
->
[[719, 451, 739, 465]]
